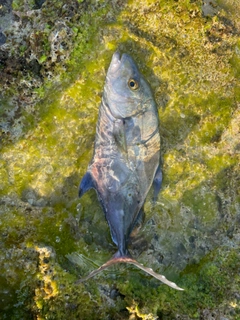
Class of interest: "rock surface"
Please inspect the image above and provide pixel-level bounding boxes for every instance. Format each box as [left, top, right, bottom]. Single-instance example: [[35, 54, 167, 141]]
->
[[0, 0, 239, 319]]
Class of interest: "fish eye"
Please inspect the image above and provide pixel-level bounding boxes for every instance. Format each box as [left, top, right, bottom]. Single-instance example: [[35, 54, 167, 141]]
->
[[128, 78, 139, 90]]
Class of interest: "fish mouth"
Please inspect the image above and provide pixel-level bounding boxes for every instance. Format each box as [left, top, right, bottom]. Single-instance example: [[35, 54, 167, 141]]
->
[[108, 51, 134, 75], [109, 51, 122, 73], [109, 51, 130, 72]]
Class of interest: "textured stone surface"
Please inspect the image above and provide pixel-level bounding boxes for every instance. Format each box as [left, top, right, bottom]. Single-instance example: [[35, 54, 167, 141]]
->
[[0, 0, 239, 319]]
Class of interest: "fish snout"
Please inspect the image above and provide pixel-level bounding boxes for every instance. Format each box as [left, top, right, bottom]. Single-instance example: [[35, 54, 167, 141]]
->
[[108, 51, 121, 73]]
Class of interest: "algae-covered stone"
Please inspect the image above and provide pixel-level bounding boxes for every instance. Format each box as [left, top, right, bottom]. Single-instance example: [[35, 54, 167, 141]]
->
[[0, 0, 240, 319]]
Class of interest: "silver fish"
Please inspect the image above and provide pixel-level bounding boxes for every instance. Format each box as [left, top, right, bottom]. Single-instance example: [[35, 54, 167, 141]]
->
[[78, 52, 183, 291]]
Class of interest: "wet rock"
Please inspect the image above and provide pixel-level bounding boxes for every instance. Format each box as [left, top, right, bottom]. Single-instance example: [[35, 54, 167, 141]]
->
[[202, 0, 219, 17], [0, 0, 240, 319]]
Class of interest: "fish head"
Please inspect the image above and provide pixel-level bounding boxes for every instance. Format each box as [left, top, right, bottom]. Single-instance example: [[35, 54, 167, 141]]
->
[[103, 52, 155, 119]]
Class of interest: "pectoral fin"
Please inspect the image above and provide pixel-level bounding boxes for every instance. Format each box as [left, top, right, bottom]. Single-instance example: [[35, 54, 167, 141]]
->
[[79, 171, 95, 197], [113, 119, 127, 154]]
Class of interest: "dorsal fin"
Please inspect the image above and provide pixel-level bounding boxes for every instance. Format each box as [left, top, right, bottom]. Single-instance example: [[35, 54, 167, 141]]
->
[[79, 171, 95, 198]]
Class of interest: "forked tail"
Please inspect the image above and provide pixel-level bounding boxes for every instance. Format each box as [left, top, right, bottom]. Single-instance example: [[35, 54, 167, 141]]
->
[[76, 255, 184, 291]]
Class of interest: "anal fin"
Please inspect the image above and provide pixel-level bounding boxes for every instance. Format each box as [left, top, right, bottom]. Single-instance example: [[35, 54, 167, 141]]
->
[[130, 207, 145, 238], [153, 164, 162, 202]]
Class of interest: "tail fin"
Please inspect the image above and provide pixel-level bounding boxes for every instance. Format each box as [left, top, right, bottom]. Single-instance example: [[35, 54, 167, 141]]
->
[[76, 255, 184, 291]]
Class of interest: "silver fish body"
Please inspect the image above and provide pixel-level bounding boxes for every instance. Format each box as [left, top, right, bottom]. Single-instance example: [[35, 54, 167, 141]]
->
[[78, 52, 183, 291]]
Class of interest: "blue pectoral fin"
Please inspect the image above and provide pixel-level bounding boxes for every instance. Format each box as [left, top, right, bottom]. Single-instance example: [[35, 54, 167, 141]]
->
[[78, 171, 95, 198], [153, 165, 162, 202]]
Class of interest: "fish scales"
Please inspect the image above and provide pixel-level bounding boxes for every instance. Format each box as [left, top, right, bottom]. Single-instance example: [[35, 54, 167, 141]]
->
[[77, 52, 183, 291]]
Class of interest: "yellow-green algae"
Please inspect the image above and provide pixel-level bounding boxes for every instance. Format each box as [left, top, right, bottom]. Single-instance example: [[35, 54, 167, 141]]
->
[[0, 0, 240, 319]]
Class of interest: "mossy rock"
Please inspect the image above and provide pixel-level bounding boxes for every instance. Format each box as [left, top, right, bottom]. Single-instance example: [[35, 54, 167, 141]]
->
[[0, 0, 240, 319]]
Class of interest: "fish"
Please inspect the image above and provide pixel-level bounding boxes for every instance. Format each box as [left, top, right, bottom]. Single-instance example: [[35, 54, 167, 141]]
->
[[77, 52, 183, 291]]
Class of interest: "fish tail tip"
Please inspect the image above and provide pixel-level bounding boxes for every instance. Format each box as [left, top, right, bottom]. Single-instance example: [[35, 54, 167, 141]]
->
[[125, 258, 184, 291], [75, 279, 84, 285]]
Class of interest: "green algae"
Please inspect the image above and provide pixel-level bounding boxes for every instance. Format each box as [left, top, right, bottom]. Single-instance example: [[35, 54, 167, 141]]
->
[[117, 247, 240, 319], [1, 0, 240, 318]]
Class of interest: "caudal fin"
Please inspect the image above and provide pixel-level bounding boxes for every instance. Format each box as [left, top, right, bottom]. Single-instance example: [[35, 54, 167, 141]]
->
[[76, 255, 184, 291]]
